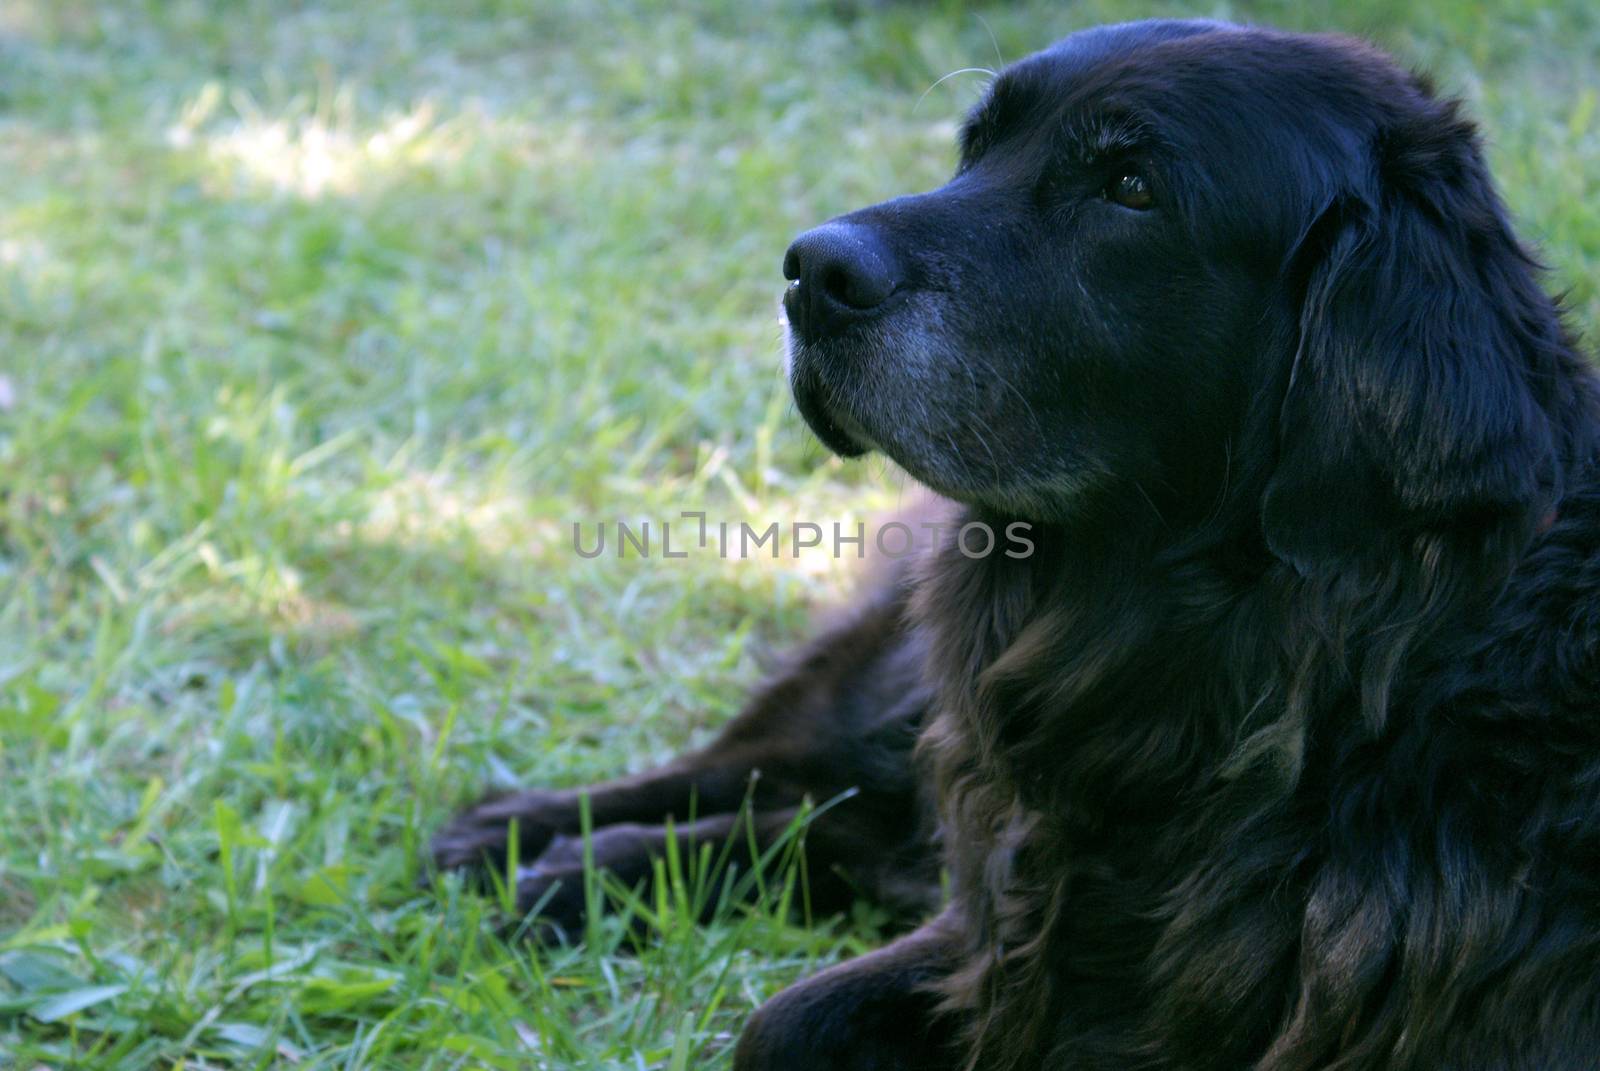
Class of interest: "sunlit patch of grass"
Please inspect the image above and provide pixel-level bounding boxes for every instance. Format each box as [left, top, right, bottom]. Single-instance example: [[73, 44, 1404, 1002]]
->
[[1, 0, 1596, 1066], [173, 82, 599, 205], [186, 92, 458, 202]]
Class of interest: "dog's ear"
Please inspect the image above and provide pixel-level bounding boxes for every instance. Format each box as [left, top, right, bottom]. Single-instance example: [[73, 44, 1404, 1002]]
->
[[1261, 96, 1565, 573]]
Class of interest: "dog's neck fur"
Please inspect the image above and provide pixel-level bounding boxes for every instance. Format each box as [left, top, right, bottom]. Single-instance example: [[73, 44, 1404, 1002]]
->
[[910, 408, 1600, 1068]]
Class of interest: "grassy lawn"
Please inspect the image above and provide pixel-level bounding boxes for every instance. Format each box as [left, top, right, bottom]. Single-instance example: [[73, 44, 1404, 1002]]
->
[[0, 0, 1594, 1066]]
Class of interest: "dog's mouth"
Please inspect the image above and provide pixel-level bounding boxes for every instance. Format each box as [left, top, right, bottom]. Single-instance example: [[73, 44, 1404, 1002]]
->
[[780, 297, 875, 458], [789, 358, 873, 458]]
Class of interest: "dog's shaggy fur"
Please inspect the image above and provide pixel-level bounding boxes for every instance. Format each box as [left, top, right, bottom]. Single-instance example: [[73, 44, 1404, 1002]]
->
[[438, 21, 1600, 1069]]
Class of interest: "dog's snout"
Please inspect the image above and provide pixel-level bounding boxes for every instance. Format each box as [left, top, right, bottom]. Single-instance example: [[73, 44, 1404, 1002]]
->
[[782, 223, 900, 339]]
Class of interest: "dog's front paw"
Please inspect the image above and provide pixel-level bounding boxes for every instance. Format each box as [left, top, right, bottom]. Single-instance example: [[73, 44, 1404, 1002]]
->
[[505, 860, 591, 944], [502, 828, 651, 943], [430, 789, 569, 881], [734, 926, 960, 1071]]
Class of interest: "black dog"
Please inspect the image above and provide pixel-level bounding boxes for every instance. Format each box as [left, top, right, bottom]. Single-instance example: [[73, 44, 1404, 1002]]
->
[[439, 21, 1600, 1069]]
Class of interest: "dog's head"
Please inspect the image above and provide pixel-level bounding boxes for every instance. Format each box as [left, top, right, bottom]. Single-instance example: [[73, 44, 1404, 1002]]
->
[[784, 21, 1590, 564]]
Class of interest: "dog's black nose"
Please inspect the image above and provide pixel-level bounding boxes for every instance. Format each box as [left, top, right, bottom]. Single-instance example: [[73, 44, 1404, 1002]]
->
[[782, 223, 899, 340]]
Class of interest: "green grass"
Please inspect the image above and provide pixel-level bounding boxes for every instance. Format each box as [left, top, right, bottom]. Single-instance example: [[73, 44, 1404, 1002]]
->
[[0, 0, 1595, 1066]]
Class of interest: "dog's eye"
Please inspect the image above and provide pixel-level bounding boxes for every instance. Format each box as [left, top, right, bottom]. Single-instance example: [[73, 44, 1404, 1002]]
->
[[1105, 170, 1154, 210]]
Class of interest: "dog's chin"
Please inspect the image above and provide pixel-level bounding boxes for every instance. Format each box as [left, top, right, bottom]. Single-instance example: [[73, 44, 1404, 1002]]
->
[[796, 395, 873, 458], [788, 366, 873, 458]]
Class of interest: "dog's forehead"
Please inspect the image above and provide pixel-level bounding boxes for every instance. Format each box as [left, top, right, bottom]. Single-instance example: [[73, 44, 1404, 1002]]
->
[[1036, 18, 1237, 75], [962, 20, 1243, 153], [961, 21, 1389, 167], [995, 20, 1237, 104]]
